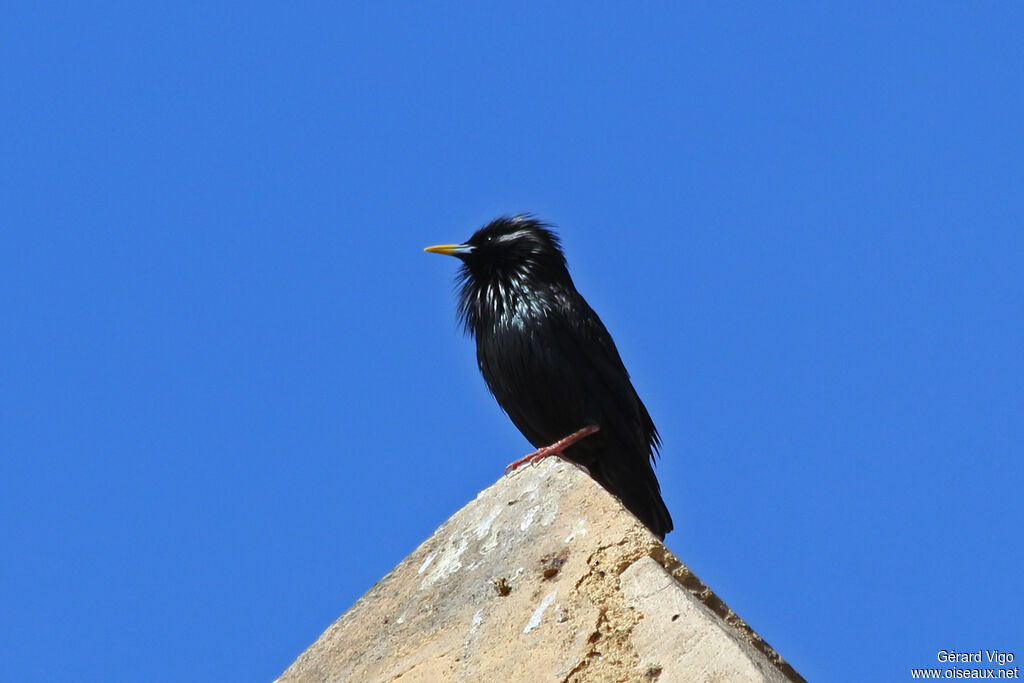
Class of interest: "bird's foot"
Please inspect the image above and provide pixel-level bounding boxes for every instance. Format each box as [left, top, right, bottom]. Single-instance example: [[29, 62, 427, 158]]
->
[[504, 424, 600, 475]]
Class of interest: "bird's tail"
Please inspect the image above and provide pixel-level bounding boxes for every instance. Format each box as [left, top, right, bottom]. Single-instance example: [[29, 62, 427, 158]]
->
[[575, 442, 673, 540], [598, 465, 673, 540]]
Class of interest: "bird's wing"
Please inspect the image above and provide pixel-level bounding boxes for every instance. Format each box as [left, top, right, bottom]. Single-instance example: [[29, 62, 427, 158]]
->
[[550, 293, 660, 460]]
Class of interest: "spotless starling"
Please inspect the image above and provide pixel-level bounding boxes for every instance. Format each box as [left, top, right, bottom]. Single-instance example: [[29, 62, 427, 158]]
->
[[425, 215, 672, 539]]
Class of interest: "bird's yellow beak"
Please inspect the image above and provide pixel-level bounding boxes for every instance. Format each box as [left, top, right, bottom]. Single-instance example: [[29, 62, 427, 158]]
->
[[424, 243, 474, 256]]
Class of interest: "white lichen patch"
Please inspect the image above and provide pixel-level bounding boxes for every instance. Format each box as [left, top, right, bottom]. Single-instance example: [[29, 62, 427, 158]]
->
[[418, 536, 468, 589], [564, 517, 588, 543], [470, 609, 483, 633], [478, 531, 500, 555], [520, 505, 540, 532], [474, 504, 504, 539], [523, 590, 558, 634], [417, 552, 437, 575], [538, 499, 559, 526], [513, 476, 540, 499]]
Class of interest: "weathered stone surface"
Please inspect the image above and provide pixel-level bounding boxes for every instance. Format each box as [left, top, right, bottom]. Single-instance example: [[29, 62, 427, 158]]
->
[[276, 459, 804, 683]]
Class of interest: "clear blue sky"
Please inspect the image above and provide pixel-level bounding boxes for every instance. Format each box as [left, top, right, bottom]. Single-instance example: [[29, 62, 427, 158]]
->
[[3, 3, 1021, 681]]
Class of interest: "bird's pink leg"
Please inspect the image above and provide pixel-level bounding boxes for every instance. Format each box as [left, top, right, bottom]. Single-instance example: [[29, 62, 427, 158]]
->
[[505, 425, 601, 474]]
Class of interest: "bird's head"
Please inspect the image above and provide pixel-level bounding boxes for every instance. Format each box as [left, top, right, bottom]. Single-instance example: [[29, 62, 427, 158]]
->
[[425, 215, 572, 332], [424, 215, 568, 283]]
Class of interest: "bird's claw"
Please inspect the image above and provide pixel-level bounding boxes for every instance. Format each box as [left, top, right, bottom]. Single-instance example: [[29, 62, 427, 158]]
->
[[503, 424, 600, 476], [504, 448, 559, 475]]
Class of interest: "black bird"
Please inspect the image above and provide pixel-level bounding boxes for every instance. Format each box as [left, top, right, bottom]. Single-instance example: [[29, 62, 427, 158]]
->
[[425, 215, 672, 538]]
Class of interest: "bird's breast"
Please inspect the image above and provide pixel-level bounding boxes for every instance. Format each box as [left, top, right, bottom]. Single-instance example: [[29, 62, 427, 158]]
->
[[472, 280, 554, 333], [474, 314, 597, 446]]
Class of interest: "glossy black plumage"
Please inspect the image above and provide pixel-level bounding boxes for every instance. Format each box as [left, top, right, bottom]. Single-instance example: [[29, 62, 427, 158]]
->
[[427, 216, 672, 538]]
